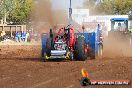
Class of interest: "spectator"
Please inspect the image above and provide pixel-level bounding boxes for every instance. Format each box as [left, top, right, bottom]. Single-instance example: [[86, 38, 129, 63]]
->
[[0, 31, 6, 41], [21, 32, 26, 42], [15, 32, 21, 42], [25, 32, 30, 42]]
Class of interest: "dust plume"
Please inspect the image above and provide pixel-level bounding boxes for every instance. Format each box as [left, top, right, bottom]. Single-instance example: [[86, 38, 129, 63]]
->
[[31, 0, 68, 34], [103, 32, 132, 58]]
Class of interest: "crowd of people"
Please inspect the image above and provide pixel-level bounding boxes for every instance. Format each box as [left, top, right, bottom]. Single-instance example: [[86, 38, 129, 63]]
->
[[0, 31, 30, 42], [15, 32, 30, 42]]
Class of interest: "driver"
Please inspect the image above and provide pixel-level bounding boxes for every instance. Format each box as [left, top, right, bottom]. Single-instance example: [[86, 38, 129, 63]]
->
[[54, 36, 59, 42]]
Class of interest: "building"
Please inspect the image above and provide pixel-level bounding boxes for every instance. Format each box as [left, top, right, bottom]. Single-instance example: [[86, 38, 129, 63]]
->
[[72, 9, 128, 32]]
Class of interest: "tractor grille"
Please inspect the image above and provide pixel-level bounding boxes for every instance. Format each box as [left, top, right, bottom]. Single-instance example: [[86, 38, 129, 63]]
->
[[51, 50, 66, 56]]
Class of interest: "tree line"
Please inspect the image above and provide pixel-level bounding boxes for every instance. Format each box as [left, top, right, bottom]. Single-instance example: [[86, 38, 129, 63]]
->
[[84, 0, 132, 20], [0, 0, 33, 25]]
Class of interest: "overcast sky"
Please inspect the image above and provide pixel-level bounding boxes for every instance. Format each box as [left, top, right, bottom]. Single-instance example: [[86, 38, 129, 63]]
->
[[51, 0, 84, 9]]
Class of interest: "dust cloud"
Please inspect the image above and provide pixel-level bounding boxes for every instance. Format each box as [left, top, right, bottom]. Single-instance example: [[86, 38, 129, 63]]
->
[[103, 32, 132, 58], [31, 0, 68, 34]]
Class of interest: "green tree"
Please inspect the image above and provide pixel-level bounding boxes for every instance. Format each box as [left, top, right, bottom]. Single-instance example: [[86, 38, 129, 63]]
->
[[84, 0, 132, 19], [0, 0, 33, 24], [83, 0, 97, 15], [0, 0, 14, 24], [100, 0, 132, 19]]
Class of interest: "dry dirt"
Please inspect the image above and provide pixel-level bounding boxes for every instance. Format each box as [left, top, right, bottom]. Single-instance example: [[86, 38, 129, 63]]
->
[[0, 36, 132, 88]]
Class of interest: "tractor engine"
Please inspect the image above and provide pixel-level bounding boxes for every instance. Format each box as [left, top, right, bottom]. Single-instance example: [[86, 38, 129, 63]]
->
[[54, 36, 67, 50]]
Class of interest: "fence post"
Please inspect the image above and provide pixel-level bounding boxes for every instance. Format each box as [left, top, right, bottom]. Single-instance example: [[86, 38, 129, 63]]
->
[[10, 26, 13, 37]]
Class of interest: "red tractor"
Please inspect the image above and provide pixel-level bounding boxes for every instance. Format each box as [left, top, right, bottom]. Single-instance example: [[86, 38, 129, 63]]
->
[[41, 25, 88, 61], [41, 0, 100, 61]]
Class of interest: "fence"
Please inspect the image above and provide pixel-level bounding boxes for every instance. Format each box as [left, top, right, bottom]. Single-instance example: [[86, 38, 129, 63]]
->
[[0, 25, 26, 37]]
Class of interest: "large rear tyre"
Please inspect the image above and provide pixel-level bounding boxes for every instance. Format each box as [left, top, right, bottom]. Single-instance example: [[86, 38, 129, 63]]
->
[[41, 38, 52, 62], [45, 38, 52, 57], [42, 53, 46, 62], [41, 47, 45, 61], [75, 36, 87, 61]]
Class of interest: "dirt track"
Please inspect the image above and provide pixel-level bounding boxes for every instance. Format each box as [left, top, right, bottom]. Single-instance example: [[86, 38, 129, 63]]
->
[[0, 40, 132, 88]]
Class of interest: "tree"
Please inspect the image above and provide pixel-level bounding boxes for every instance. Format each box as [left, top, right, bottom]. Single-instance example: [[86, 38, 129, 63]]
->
[[100, 0, 132, 19], [84, 0, 132, 19], [0, 0, 33, 24], [0, 0, 14, 24], [83, 0, 97, 15]]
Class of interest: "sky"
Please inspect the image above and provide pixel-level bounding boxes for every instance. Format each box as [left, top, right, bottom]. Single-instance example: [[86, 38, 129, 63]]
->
[[51, 0, 84, 9]]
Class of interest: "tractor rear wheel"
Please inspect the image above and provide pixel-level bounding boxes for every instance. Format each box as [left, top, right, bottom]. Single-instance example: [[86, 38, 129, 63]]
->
[[42, 53, 47, 62], [46, 38, 52, 57], [75, 36, 87, 61], [42, 38, 52, 62]]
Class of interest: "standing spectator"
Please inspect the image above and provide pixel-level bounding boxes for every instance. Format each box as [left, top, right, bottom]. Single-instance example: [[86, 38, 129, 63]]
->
[[21, 32, 27, 42], [15, 32, 21, 42], [0, 31, 6, 41], [25, 32, 30, 42]]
